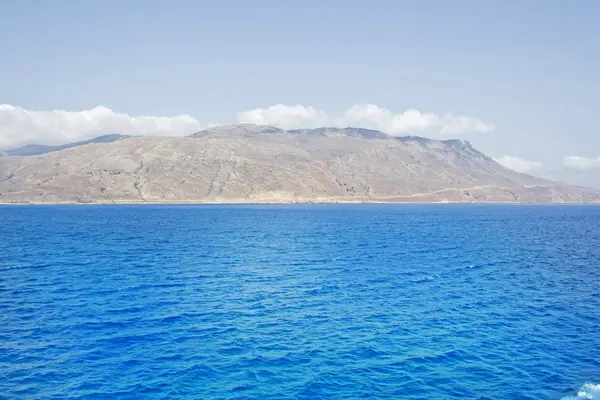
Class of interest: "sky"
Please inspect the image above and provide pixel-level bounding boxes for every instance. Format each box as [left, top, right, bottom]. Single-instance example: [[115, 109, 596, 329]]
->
[[1, 0, 599, 186]]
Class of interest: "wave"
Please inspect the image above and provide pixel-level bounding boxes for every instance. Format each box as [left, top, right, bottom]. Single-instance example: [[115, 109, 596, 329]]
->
[[562, 383, 600, 400]]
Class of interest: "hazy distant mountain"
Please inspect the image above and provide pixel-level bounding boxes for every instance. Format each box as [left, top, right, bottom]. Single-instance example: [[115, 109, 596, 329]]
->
[[4, 134, 131, 156], [0, 125, 598, 204]]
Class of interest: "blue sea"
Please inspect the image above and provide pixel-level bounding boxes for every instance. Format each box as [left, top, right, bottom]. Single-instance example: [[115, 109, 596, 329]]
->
[[1, 205, 599, 399]]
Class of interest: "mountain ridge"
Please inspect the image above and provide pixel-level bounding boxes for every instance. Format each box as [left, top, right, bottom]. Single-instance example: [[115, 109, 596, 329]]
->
[[2, 134, 131, 156], [0, 124, 598, 204]]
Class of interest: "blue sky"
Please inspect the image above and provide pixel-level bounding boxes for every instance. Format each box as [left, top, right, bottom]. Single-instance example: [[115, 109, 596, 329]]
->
[[1, 0, 599, 185]]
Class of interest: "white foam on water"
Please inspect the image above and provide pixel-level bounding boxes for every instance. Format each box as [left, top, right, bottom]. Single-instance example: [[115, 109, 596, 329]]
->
[[562, 383, 600, 400]]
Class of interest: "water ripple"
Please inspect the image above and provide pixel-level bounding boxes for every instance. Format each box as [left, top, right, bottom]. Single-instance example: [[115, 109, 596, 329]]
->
[[1, 204, 599, 399]]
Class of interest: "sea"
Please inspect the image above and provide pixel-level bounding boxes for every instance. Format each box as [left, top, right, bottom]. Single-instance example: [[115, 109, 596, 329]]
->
[[1, 204, 599, 399]]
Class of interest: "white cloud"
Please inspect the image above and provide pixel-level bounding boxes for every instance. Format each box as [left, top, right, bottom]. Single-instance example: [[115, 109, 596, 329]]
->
[[1, 103, 496, 149], [343, 104, 495, 137], [438, 114, 496, 136], [342, 105, 440, 135], [495, 155, 544, 174], [237, 103, 495, 137], [0, 104, 202, 149], [564, 156, 600, 171], [237, 104, 329, 129]]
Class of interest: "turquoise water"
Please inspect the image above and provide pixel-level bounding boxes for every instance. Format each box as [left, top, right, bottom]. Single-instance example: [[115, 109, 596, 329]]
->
[[1, 205, 599, 399]]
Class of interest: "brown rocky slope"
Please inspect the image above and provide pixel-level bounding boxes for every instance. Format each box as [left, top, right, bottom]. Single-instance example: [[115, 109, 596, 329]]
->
[[0, 124, 598, 204]]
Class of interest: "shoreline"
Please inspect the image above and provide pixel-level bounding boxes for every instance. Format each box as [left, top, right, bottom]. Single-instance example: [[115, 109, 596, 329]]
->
[[1, 200, 599, 206]]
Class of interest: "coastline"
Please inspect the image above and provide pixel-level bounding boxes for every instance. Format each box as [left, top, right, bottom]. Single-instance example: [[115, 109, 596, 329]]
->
[[1, 199, 599, 205]]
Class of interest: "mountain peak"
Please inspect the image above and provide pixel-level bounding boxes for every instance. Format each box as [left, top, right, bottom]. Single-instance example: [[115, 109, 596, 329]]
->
[[189, 124, 286, 137], [190, 124, 393, 140], [287, 127, 390, 139]]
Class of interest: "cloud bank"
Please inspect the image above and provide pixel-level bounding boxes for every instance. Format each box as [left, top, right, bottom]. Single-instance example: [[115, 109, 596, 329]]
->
[[564, 156, 600, 171], [0, 104, 203, 149], [239, 104, 495, 137], [495, 155, 544, 174], [0, 103, 495, 149]]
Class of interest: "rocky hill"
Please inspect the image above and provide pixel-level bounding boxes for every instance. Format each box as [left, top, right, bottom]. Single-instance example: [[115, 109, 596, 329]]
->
[[0, 124, 598, 203]]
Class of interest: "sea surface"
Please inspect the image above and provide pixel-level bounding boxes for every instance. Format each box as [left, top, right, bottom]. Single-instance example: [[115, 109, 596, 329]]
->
[[1, 205, 599, 399]]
